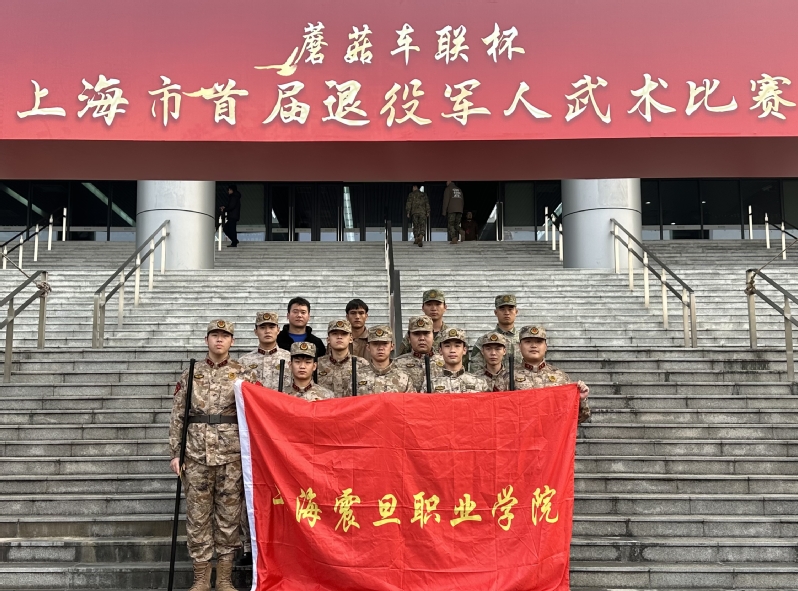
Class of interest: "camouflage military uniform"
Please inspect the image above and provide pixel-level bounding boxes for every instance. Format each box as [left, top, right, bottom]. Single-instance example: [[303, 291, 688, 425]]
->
[[350, 327, 370, 361], [356, 362, 415, 394], [469, 295, 522, 374], [238, 347, 291, 389], [514, 325, 591, 423], [443, 182, 464, 243], [318, 354, 369, 398], [424, 368, 490, 393], [282, 341, 336, 401], [395, 351, 445, 391], [169, 320, 259, 563], [398, 290, 449, 356], [406, 188, 430, 245]]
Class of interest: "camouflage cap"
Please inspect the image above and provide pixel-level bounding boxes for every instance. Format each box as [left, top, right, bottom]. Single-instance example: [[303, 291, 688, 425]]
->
[[408, 315, 434, 333], [255, 311, 279, 326], [422, 289, 446, 303], [368, 325, 394, 343], [207, 319, 235, 336], [519, 325, 547, 340], [480, 331, 509, 348], [495, 294, 517, 308], [441, 327, 467, 344], [327, 319, 353, 334], [290, 341, 316, 357]]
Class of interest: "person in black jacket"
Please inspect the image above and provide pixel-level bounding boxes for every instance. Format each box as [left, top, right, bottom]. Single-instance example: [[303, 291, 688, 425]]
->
[[221, 184, 241, 247], [276, 297, 327, 358]]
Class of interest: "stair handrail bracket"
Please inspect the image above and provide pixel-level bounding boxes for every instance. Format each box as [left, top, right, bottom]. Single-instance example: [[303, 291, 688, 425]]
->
[[745, 268, 798, 383], [91, 220, 170, 349], [384, 218, 402, 339], [1, 270, 50, 382], [610, 218, 698, 348]]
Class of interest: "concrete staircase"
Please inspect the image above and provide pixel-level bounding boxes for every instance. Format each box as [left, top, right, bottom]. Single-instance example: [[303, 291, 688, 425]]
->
[[0, 238, 797, 590]]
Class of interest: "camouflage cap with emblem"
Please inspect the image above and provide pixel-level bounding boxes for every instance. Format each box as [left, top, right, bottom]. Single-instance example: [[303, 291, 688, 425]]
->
[[368, 325, 394, 343], [519, 325, 547, 340], [207, 319, 235, 336], [495, 294, 517, 309], [327, 319, 353, 334], [290, 342, 317, 357], [255, 311, 279, 326], [422, 289, 446, 304], [408, 315, 434, 333], [480, 331, 508, 348], [441, 327, 467, 344]]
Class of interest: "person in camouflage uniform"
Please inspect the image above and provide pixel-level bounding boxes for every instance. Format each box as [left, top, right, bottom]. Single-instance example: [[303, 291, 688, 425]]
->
[[169, 319, 259, 591], [282, 342, 335, 401], [469, 294, 522, 374], [356, 326, 415, 394], [406, 183, 430, 247], [479, 331, 510, 391], [442, 181, 464, 244], [398, 290, 450, 355], [395, 315, 445, 391], [238, 311, 291, 390], [514, 325, 591, 423], [421, 327, 489, 393], [317, 319, 369, 397], [346, 299, 371, 361]]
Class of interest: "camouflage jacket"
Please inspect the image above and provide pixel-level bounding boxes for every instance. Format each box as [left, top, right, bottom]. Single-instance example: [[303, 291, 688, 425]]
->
[[423, 368, 490, 393], [169, 357, 259, 466], [397, 322, 450, 356], [356, 362, 415, 395], [238, 346, 292, 390], [514, 360, 591, 423], [394, 351, 445, 392], [317, 354, 369, 398], [469, 325, 522, 374], [406, 189, 430, 217], [350, 329, 371, 362], [483, 366, 510, 392], [282, 381, 335, 402]]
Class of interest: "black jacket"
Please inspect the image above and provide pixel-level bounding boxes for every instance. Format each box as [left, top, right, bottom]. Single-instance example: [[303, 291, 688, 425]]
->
[[276, 325, 326, 358], [226, 190, 242, 222]]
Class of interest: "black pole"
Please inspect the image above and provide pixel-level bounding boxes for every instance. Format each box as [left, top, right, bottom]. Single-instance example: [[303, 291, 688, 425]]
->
[[106, 183, 114, 242], [168, 358, 196, 591], [278, 359, 285, 391], [424, 354, 432, 393], [351, 356, 358, 397], [508, 348, 516, 391]]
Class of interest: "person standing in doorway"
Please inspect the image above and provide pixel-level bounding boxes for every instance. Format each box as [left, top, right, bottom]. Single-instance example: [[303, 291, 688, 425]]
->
[[221, 184, 241, 247], [276, 297, 327, 358], [443, 181, 464, 244], [462, 211, 479, 241], [406, 183, 430, 247]]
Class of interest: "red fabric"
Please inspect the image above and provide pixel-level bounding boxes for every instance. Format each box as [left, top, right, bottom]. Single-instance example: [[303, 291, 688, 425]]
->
[[236, 382, 578, 591]]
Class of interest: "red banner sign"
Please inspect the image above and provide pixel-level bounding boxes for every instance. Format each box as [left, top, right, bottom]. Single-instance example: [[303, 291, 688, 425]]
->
[[235, 382, 579, 591]]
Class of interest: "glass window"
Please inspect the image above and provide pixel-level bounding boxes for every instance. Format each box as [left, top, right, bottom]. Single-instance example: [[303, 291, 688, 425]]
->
[[660, 180, 700, 226], [641, 179, 660, 227], [700, 180, 740, 226], [504, 182, 534, 227], [742, 179, 781, 227], [784, 180, 798, 229], [535, 181, 561, 226]]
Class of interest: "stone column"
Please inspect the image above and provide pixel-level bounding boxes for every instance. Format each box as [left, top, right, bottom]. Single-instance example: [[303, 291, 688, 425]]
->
[[136, 180, 216, 270], [561, 179, 642, 269]]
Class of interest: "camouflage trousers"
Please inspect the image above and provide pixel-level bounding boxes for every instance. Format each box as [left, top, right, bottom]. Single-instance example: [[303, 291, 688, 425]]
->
[[411, 214, 427, 243], [447, 212, 463, 241], [184, 458, 243, 562]]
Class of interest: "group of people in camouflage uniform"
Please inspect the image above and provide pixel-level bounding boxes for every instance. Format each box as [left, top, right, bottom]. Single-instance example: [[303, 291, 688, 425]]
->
[[406, 181, 466, 246], [169, 290, 590, 591]]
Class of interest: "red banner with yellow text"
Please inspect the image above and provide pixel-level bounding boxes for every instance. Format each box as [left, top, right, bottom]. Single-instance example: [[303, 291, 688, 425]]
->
[[234, 382, 578, 591]]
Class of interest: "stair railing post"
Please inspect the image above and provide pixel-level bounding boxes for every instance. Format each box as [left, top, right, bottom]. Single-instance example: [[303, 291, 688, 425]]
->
[[160, 227, 167, 274], [148, 239, 155, 291], [134, 253, 141, 307], [17, 236, 23, 269], [628, 241, 634, 291], [661, 269, 669, 329], [690, 292, 698, 348], [3, 297, 13, 383], [785, 296, 794, 383], [746, 270, 757, 348], [613, 223, 620, 274], [558, 224, 563, 262], [61, 208, 67, 241], [47, 216, 53, 251], [782, 223, 787, 260], [765, 213, 771, 249], [117, 274, 125, 328], [681, 288, 690, 347], [33, 225, 39, 262], [551, 216, 556, 251], [37, 272, 47, 349], [643, 252, 650, 307], [98, 291, 106, 347], [217, 216, 223, 251], [2, 247, 6, 269], [748, 205, 753, 239], [92, 293, 100, 348], [544, 207, 549, 241]]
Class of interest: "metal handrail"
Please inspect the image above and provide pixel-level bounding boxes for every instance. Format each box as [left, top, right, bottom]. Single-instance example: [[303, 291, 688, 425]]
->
[[2, 271, 50, 382], [2, 208, 67, 270], [384, 218, 402, 339], [611, 218, 698, 348], [745, 268, 797, 382], [763, 217, 798, 263], [2, 207, 66, 249], [91, 221, 169, 348]]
